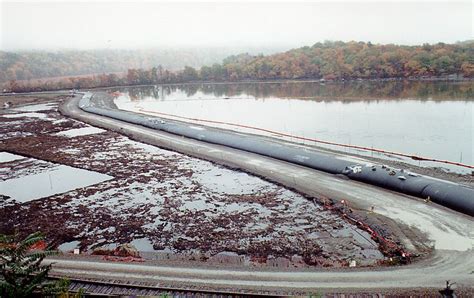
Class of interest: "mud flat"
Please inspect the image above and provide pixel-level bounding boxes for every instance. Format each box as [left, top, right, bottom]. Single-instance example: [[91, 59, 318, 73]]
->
[[2, 93, 473, 295], [0, 153, 112, 202], [1, 96, 392, 268]]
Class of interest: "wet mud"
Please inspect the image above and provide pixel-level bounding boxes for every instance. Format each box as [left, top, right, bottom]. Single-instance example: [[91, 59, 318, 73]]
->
[[1, 98, 408, 268]]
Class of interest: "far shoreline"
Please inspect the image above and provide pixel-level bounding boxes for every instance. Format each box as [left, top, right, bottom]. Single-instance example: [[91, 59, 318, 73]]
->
[[1, 75, 473, 95]]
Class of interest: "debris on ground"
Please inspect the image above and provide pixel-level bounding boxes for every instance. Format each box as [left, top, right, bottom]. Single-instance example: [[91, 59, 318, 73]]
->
[[0, 99, 411, 268]]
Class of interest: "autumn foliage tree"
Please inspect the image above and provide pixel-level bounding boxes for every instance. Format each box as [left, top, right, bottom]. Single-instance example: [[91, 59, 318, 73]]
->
[[212, 41, 473, 81], [2, 41, 472, 93]]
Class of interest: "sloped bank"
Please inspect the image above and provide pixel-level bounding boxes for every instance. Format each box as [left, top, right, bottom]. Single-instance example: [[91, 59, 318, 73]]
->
[[79, 92, 474, 217]]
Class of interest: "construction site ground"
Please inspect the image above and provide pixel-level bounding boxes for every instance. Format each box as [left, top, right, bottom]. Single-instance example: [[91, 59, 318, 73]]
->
[[0, 92, 473, 295]]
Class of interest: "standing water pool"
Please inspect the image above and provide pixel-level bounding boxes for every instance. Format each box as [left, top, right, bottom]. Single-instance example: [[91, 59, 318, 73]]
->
[[113, 81, 473, 173]]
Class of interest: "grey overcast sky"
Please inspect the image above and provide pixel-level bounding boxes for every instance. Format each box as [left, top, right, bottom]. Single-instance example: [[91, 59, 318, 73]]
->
[[0, 1, 472, 50]]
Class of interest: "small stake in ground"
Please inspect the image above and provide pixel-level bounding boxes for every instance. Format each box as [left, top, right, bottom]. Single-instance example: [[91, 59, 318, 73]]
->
[[439, 280, 455, 297]]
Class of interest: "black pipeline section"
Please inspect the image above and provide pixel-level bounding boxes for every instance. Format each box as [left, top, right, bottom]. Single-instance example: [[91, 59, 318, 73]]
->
[[79, 93, 474, 217]]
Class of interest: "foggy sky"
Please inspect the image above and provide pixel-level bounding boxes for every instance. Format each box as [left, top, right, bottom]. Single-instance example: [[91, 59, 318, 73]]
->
[[1, 1, 472, 51]]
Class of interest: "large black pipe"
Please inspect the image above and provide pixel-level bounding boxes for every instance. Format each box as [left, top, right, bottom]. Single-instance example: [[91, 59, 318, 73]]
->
[[79, 93, 474, 216]]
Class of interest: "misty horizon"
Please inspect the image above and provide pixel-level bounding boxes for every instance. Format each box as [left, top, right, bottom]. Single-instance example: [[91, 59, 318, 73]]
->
[[1, 40, 473, 54], [1, 1, 472, 51]]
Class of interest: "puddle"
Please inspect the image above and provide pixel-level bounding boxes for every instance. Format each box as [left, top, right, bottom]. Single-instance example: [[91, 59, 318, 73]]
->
[[0, 152, 25, 163], [186, 163, 266, 195], [131, 238, 156, 251], [0, 158, 56, 180], [56, 127, 106, 137], [58, 240, 81, 252], [62, 148, 82, 155], [0, 132, 34, 141], [2, 112, 52, 120], [52, 119, 70, 125], [332, 226, 380, 248], [0, 155, 113, 203], [381, 206, 473, 251], [178, 198, 210, 211], [12, 103, 56, 112]]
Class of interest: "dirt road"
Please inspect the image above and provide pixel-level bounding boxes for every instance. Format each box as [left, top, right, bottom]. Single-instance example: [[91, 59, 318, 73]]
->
[[55, 95, 473, 293], [45, 249, 473, 293]]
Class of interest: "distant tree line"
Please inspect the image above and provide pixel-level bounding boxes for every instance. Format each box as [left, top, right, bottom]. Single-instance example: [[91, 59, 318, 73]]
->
[[2, 41, 473, 93], [216, 40, 474, 80], [0, 48, 234, 83]]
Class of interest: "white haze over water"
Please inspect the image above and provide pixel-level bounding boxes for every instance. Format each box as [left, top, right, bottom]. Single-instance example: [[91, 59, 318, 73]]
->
[[0, 1, 472, 50]]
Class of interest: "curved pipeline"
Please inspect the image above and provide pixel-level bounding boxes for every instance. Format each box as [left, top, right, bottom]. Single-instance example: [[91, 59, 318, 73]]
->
[[138, 108, 474, 170], [79, 93, 474, 217]]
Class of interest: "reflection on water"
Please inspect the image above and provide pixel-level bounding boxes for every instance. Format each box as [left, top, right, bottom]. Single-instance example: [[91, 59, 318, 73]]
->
[[112, 81, 473, 173], [114, 80, 474, 102], [1, 153, 113, 202]]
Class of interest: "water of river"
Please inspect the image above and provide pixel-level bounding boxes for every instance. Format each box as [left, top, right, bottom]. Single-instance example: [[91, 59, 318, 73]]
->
[[113, 81, 473, 173]]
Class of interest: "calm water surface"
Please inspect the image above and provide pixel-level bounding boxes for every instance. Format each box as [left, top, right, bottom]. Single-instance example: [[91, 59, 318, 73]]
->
[[113, 81, 473, 173]]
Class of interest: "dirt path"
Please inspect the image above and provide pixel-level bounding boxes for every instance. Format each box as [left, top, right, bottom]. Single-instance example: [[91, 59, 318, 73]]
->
[[54, 95, 474, 293], [45, 249, 473, 293]]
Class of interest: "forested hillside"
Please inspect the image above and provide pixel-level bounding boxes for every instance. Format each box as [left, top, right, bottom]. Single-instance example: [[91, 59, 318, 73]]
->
[[0, 47, 264, 83], [201, 41, 474, 81], [2, 41, 473, 92]]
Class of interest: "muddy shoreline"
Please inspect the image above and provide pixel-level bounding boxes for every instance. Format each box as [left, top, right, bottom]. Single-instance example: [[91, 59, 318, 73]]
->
[[2, 93, 474, 294], [65, 95, 437, 255], [0, 95, 412, 269]]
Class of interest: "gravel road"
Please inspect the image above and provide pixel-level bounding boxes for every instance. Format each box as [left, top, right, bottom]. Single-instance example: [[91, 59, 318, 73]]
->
[[46, 249, 473, 292]]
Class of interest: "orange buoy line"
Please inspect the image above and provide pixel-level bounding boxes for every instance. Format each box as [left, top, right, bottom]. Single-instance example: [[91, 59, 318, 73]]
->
[[138, 108, 474, 170]]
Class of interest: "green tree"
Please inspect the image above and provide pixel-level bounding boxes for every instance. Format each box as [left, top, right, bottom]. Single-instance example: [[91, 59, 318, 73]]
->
[[0, 232, 68, 297], [180, 66, 199, 82], [199, 65, 212, 81], [434, 55, 454, 74]]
